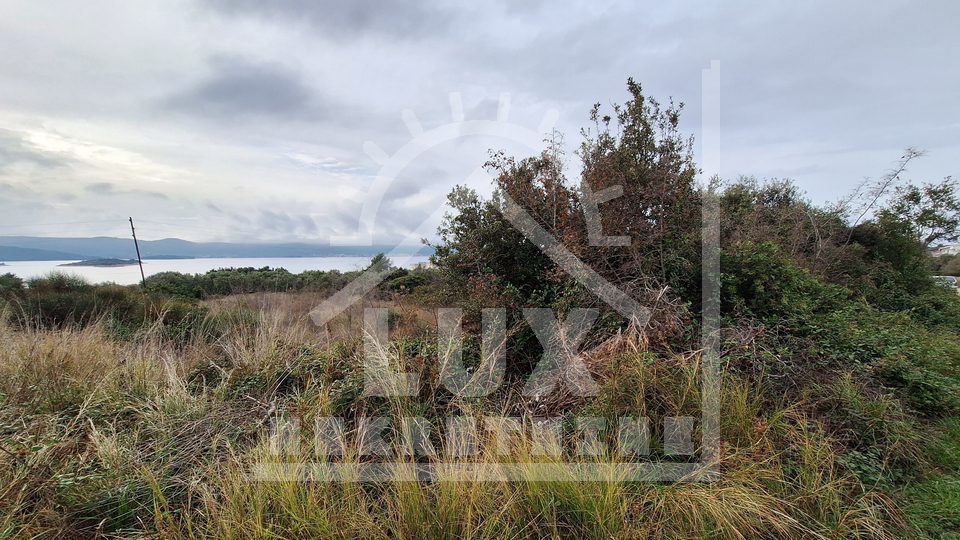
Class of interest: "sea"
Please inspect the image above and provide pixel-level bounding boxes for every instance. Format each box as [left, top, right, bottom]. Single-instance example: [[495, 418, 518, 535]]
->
[[0, 256, 432, 286]]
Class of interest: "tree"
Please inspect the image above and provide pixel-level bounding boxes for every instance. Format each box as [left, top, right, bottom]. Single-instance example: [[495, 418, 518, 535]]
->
[[429, 184, 554, 318], [367, 252, 393, 273], [0, 272, 24, 300], [880, 177, 960, 247], [572, 78, 700, 297], [430, 78, 703, 341]]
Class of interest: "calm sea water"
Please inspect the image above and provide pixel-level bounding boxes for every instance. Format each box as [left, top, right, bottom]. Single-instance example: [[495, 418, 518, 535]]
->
[[0, 256, 431, 286]]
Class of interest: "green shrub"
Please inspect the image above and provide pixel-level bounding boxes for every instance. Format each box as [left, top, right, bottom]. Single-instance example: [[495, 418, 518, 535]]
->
[[14, 280, 145, 330], [0, 272, 24, 296], [802, 307, 912, 366], [387, 269, 428, 293], [875, 357, 960, 416], [721, 240, 848, 322], [26, 271, 92, 293], [3, 272, 211, 343], [147, 267, 355, 299]]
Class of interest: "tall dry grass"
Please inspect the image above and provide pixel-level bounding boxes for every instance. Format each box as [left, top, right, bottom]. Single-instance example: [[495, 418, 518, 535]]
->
[[0, 292, 911, 539]]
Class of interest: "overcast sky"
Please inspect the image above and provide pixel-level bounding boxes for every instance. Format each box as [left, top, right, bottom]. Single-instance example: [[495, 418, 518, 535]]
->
[[0, 0, 956, 245]]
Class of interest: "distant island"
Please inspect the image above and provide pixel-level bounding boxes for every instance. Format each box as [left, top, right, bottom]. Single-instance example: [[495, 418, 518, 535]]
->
[[59, 259, 139, 268]]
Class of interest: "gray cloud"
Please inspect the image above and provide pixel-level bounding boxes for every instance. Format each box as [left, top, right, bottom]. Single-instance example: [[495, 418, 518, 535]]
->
[[84, 182, 169, 200], [163, 56, 320, 119], [203, 0, 455, 40], [0, 129, 70, 170], [257, 209, 319, 235], [468, 98, 500, 121], [85, 182, 115, 194]]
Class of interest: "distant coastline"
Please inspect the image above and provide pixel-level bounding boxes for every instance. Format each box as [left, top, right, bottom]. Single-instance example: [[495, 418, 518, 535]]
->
[[59, 259, 139, 268], [0, 255, 432, 286], [0, 236, 431, 261]]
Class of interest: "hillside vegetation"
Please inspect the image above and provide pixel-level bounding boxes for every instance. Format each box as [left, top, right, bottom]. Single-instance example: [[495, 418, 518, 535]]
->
[[1, 80, 960, 539]]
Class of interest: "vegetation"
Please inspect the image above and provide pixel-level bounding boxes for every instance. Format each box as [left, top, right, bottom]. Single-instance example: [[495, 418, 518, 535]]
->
[[1, 79, 958, 538], [147, 266, 359, 299]]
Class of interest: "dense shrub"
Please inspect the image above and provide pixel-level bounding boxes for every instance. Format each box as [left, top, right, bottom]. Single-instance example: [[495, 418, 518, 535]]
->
[[386, 267, 432, 293], [4, 272, 208, 342], [720, 240, 849, 322], [148, 266, 356, 299], [0, 272, 24, 295], [13, 273, 143, 330]]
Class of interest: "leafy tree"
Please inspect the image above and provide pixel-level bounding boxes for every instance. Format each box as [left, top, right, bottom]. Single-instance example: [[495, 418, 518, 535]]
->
[[880, 176, 960, 247], [430, 184, 553, 313], [572, 78, 700, 298], [433, 78, 702, 301], [367, 252, 393, 273], [0, 272, 24, 297]]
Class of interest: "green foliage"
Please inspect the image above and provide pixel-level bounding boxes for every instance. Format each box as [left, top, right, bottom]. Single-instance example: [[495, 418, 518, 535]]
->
[[431, 185, 552, 307], [3, 272, 209, 342], [386, 269, 429, 293], [903, 417, 960, 537], [880, 176, 960, 246], [0, 272, 24, 296], [148, 266, 354, 299], [721, 241, 848, 322], [367, 252, 392, 272], [14, 273, 140, 329], [875, 356, 960, 417]]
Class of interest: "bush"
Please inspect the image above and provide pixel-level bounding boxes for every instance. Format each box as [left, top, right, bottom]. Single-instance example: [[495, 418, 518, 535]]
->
[[721, 241, 848, 322], [13, 275, 145, 330], [0, 272, 24, 296], [3, 272, 209, 343], [147, 267, 355, 299], [26, 271, 92, 293], [875, 357, 960, 416], [387, 269, 429, 293]]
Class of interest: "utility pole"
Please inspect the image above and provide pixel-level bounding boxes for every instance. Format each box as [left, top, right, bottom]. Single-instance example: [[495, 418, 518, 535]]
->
[[129, 217, 147, 289]]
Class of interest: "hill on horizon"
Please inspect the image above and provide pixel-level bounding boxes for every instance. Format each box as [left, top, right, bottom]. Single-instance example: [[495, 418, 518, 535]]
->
[[0, 245, 88, 261], [0, 236, 430, 261]]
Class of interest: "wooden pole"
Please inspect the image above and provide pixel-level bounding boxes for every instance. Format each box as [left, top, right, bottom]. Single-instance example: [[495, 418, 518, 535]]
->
[[129, 217, 147, 289]]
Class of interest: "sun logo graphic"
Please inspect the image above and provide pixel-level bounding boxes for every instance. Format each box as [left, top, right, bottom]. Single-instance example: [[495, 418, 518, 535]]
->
[[256, 61, 722, 483]]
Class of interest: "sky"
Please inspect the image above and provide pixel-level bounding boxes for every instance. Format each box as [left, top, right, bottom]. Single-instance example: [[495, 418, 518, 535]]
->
[[0, 0, 956, 245]]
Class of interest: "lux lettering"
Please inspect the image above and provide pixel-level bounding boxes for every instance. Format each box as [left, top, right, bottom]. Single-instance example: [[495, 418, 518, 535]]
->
[[362, 307, 600, 397]]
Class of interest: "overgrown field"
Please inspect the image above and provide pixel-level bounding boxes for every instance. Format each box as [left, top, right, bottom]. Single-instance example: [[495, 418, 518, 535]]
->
[[0, 274, 959, 539], [3, 80, 960, 538]]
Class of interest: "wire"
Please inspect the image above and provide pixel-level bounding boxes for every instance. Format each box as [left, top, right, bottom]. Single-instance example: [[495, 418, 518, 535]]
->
[[136, 220, 248, 233]]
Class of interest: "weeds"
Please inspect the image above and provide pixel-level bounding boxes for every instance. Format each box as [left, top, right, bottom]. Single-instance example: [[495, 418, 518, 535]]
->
[[0, 288, 953, 539]]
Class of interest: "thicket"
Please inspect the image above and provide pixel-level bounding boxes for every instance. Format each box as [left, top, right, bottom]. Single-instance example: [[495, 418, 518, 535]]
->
[[147, 266, 358, 298], [423, 79, 960, 536]]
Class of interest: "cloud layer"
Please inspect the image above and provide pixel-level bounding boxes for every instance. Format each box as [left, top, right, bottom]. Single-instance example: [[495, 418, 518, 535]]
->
[[0, 0, 956, 244]]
